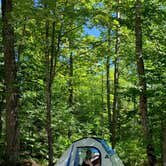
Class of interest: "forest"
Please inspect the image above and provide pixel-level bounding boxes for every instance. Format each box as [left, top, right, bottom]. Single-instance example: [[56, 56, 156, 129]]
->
[[0, 0, 166, 166]]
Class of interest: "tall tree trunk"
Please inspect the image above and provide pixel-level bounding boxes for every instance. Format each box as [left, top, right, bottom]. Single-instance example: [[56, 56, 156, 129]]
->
[[68, 51, 74, 108], [0, 87, 4, 139], [0, 69, 4, 139], [0, 105, 2, 138], [106, 29, 112, 142], [112, 0, 120, 149], [135, 0, 156, 165], [162, 113, 166, 166], [67, 48, 73, 139], [101, 71, 105, 137], [45, 20, 54, 166], [2, 0, 20, 165], [44, 10, 61, 164]]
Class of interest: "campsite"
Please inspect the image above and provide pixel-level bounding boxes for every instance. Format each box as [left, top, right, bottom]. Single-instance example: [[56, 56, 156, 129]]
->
[[0, 0, 166, 166]]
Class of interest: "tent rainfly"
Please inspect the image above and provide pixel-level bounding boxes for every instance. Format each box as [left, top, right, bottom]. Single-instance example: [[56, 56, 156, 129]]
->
[[55, 137, 124, 166]]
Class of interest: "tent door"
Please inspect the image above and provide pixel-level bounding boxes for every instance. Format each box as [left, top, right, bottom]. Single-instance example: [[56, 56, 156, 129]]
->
[[74, 147, 101, 166]]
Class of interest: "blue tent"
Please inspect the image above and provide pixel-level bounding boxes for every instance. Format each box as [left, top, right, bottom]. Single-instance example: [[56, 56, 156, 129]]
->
[[55, 137, 124, 166]]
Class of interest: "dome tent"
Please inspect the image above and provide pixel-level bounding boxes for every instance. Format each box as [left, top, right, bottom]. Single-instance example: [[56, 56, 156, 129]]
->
[[55, 137, 124, 166]]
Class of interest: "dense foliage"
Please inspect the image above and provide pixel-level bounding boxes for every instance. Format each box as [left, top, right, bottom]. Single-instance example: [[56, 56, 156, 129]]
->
[[0, 0, 166, 165]]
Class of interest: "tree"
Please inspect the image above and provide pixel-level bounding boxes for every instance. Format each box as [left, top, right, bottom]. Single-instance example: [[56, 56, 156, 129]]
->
[[2, 0, 20, 165], [106, 29, 112, 143], [45, 19, 54, 166], [44, 6, 62, 164], [112, 0, 121, 149], [135, 0, 156, 165], [68, 41, 74, 109], [0, 14, 3, 140], [162, 115, 166, 166]]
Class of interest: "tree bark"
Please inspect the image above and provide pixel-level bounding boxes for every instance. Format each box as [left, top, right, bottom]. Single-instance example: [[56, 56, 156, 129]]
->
[[112, 0, 120, 149], [0, 68, 4, 139], [68, 51, 74, 107], [45, 20, 53, 166], [106, 29, 112, 142], [101, 71, 105, 137], [135, 0, 156, 165], [2, 0, 20, 165], [67, 42, 74, 139], [0, 106, 2, 138], [162, 114, 166, 166], [0, 85, 4, 139], [0, 86, 4, 138], [44, 8, 62, 164]]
